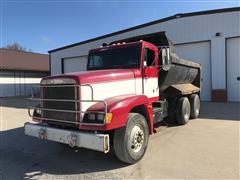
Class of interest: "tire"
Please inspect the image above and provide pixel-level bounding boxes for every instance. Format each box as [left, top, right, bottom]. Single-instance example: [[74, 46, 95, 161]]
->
[[176, 97, 190, 125], [189, 94, 200, 119], [113, 113, 149, 164]]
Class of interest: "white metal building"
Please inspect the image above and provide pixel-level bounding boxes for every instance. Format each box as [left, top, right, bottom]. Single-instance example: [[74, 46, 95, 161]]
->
[[49, 7, 240, 102]]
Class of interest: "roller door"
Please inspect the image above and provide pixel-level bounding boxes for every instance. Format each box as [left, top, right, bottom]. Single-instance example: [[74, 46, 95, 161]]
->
[[62, 56, 88, 73], [226, 37, 240, 102]]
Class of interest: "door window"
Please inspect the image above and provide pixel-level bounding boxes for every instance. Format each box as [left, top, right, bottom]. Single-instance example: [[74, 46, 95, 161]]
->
[[144, 48, 155, 67]]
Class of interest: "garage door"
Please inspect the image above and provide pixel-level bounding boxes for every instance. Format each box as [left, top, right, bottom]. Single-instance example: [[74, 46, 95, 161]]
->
[[174, 41, 211, 101], [62, 56, 88, 73], [227, 37, 240, 102]]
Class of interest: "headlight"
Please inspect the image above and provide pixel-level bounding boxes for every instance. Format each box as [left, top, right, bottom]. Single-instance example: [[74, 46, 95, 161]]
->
[[88, 113, 96, 121], [96, 113, 105, 121], [85, 112, 113, 124], [88, 113, 104, 122]]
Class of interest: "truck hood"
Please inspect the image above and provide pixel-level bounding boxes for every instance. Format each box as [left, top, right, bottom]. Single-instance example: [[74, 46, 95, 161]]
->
[[42, 69, 140, 84]]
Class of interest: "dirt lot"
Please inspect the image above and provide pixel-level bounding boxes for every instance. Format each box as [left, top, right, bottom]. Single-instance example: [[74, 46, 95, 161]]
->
[[0, 97, 239, 180]]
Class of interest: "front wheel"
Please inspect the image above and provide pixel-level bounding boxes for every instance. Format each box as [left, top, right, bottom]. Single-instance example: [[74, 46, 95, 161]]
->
[[113, 113, 149, 164]]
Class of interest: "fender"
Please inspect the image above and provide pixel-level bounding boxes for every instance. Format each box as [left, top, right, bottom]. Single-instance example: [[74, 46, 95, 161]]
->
[[82, 94, 154, 134]]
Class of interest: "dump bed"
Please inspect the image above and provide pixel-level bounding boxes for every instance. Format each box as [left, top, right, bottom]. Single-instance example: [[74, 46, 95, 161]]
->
[[159, 53, 201, 92]]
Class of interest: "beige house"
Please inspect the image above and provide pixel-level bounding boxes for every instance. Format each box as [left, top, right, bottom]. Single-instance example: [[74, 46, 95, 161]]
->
[[0, 48, 49, 96]]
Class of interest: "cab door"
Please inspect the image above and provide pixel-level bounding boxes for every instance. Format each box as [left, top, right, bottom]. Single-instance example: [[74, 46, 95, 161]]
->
[[142, 45, 159, 102]]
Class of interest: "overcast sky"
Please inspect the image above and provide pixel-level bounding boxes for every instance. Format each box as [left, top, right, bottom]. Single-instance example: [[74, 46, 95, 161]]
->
[[0, 0, 239, 54]]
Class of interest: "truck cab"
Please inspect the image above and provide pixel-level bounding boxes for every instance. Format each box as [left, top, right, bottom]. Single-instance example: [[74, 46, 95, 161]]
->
[[25, 32, 201, 164], [87, 41, 160, 101]]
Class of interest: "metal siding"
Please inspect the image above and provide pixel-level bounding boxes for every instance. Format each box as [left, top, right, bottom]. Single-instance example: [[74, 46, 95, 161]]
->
[[15, 71, 20, 96], [0, 71, 47, 97], [0, 71, 15, 96], [174, 41, 211, 101], [226, 37, 240, 102], [211, 38, 226, 89]]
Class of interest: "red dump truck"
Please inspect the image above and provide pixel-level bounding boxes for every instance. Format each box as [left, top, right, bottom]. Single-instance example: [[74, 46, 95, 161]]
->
[[25, 32, 201, 164]]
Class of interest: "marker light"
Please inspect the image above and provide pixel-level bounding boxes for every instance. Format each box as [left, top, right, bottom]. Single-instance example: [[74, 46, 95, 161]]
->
[[105, 113, 113, 124]]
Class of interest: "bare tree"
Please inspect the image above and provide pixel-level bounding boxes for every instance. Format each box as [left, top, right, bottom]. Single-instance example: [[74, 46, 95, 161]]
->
[[4, 42, 32, 52]]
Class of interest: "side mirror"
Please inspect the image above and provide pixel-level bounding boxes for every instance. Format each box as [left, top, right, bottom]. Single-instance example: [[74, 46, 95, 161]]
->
[[162, 47, 171, 71]]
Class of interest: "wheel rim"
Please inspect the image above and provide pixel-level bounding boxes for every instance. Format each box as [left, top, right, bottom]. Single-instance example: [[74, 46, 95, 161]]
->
[[195, 97, 200, 115], [130, 125, 144, 153], [183, 100, 190, 120]]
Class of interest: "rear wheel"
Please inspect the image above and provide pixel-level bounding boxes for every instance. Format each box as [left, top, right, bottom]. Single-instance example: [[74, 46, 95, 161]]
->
[[189, 94, 200, 119], [176, 97, 190, 125], [113, 113, 149, 164]]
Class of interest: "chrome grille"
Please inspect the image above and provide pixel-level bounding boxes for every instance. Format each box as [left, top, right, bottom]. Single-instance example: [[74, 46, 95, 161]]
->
[[28, 83, 108, 126], [42, 85, 77, 127]]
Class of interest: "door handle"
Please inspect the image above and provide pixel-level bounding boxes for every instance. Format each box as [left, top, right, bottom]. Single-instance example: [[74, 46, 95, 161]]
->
[[237, 76, 240, 81]]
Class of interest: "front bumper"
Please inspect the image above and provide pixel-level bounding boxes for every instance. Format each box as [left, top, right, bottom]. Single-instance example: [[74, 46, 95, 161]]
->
[[24, 122, 110, 153]]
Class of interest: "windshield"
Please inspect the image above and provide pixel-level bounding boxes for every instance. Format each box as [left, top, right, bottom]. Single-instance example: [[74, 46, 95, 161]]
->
[[88, 46, 140, 70]]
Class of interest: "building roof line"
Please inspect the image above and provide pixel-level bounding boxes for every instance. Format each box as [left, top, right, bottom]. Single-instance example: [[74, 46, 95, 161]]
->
[[0, 48, 48, 56], [48, 6, 240, 53]]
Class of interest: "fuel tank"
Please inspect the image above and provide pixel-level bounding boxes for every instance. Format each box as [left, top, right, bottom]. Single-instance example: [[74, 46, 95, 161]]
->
[[158, 55, 201, 91]]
